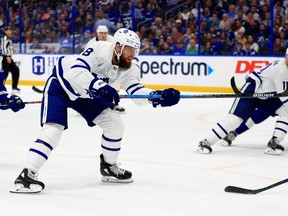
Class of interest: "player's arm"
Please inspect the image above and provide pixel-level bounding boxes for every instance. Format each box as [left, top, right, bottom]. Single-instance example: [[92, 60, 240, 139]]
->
[[122, 66, 180, 107]]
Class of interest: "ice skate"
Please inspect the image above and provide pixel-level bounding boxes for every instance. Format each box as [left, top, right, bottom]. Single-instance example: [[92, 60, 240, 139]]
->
[[113, 105, 126, 114], [10, 168, 45, 193], [264, 137, 284, 155], [100, 154, 133, 183], [218, 131, 237, 147], [195, 139, 212, 154]]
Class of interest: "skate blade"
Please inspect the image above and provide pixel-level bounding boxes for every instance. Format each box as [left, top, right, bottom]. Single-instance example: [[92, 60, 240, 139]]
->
[[101, 176, 133, 183], [10, 184, 43, 194], [264, 147, 283, 155]]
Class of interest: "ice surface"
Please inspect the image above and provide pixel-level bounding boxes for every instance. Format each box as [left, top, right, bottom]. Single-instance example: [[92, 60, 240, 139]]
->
[[1, 86, 287, 216]]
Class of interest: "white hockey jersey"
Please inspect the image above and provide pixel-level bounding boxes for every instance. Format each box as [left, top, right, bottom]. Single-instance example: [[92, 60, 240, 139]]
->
[[249, 58, 288, 102], [54, 41, 152, 105]]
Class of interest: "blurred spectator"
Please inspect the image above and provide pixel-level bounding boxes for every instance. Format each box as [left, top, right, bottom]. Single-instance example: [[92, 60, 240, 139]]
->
[[235, 0, 249, 14], [173, 40, 186, 55], [233, 42, 245, 55], [180, 5, 191, 21], [219, 13, 229, 30], [185, 38, 198, 55], [274, 37, 286, 56], [93, 11, 118, 34], [29, 38, 42, 49], [227, 5, 237, 19], [161, 41, 173, 54], [242, 42, 257, 55], [139, 39, 153, 54], [246, 35, 259, 52]]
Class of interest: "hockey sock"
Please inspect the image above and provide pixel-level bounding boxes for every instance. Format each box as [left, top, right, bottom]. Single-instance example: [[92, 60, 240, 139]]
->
[[26, 123, 64, 173]]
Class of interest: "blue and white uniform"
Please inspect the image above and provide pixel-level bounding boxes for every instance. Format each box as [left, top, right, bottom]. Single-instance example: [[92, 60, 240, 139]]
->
[[26, 41, 153, 173], [199, 57, 288, 153]]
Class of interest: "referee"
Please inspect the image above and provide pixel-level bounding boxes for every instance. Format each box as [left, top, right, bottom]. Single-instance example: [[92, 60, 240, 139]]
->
[[1, 27, 20, 92]]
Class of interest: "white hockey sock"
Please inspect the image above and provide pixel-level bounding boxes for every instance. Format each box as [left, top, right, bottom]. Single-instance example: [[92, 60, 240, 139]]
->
[[206, 114, 243, 145], [93, 108, 124, 164], [26, 123, 64, 173], [273, 117, 288, 142]]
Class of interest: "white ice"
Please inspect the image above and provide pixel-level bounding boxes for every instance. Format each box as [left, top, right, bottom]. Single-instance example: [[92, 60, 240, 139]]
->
[[1, 86, 288, 216]]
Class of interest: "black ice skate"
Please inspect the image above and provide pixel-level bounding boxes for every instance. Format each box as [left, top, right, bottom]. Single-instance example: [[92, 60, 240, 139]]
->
[[219, 131, 237, 147], [100, 154, 133, 183], [264, 137, 285, 155], [10, 168, 45, 193], [195, 139, 212, 154], [113, 105, 126, 114]]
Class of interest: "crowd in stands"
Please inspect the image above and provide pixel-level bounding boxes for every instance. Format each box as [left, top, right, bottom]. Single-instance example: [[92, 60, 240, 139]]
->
[[1, 0, 288, 56]]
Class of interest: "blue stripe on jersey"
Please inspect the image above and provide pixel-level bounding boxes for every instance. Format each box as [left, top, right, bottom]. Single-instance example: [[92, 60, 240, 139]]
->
[[57, 57, 80, 97], [130, 86, 144, 95], [277, 120, 288, 126], [101, 144, 121, 151], [251, 72, 262, 85], [274, 127, 287, 134], [72, 58, 91, 71], [35, 139, 53, 150], [102, 134, 122, 142], [29, 148, 48, 160], [126, 83, 140, 92], [70, 65, 89, 70]]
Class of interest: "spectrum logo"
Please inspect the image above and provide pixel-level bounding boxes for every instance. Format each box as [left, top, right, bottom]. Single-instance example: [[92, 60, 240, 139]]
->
[[235, 60, 270, 74], [134, 57, 214, 78]]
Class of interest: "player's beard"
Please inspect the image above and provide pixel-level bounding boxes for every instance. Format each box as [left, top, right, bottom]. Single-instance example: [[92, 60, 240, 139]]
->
[[118, 54, 131, 68]]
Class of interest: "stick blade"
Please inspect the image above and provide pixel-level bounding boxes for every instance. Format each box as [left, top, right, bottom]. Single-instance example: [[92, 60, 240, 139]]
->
[[224, 186, 258, 195]]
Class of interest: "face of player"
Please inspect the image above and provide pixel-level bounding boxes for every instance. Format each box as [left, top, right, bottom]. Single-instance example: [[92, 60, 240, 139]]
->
[[98, 32, 108, 41], [118, 45, 137, 68]]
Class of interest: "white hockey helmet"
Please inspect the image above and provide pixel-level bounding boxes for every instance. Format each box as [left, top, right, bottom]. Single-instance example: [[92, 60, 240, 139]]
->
[[114, 28, 140, 57], [97, 25, 108, 33]]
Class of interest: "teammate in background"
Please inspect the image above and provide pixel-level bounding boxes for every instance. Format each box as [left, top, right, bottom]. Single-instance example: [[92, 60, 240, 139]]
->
[[0, 49, 25, 112], [10, 28, 180, 193], [196, 49, 288, 155], [0, 27, 21, 93], [85, 25, 126, 113]]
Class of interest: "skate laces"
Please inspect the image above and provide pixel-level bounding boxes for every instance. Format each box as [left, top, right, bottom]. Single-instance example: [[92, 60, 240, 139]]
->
[[110, 163, 125, 175], [27, 170, 38, 180]]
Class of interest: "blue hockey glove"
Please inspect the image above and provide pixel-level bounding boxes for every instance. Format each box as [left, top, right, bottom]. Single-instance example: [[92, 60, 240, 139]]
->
[[88, 80, 120, 106], [0, 94, 10, 110], [8, 95, 25, 112], [150, 88, 180, 108]]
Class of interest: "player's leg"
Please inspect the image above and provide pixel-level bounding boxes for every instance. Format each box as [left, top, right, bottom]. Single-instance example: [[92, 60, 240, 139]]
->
[[219, 109, 270, 146], [264, 104, 288, 155], [93, 108, 132, 183], [10, 78, 67, 193], [196, 78, 256, 153]]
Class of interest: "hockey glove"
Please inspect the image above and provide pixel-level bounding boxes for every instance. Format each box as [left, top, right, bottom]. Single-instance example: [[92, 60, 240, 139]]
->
[[150, 88, 180, 108], [0, 94, 9, 110], [88, 79, 119, 106], [8, 95, 25, 112]]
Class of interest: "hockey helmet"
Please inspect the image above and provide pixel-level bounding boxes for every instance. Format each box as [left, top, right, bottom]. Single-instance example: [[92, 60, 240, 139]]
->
[[113, 28, 140, 57], [97, 25, 108, 33]]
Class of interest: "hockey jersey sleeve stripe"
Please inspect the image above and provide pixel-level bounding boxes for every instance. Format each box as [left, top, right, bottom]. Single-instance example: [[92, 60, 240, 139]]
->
[[56, 57, 80, 97], [274, 127, 287, 134], [129, 86, 145, 95], [74, 58, 91, 71], [126, 83, 141, 92], [251, 71, 263, 85]]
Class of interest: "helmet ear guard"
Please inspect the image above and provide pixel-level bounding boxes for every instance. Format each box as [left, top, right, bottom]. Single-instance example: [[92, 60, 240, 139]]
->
[[114, 28, 141, 57]]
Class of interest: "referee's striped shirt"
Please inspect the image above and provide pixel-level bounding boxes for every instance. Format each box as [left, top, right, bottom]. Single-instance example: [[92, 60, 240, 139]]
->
[[0, 34, 12, 57]]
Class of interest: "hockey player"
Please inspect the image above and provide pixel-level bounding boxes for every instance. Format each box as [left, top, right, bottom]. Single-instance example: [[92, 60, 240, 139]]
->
[[196, 49, 288, 155], [10, 28, 180, 193], [0, 49, 25, 112], [85, 25, 125, 113]]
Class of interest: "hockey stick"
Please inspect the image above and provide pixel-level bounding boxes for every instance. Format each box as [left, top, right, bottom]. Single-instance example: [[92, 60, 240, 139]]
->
[[32, 86, 43, 93], [224, 178, 288, 194], [0, 100, 42, 106], [230, 76, 288, 98]]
